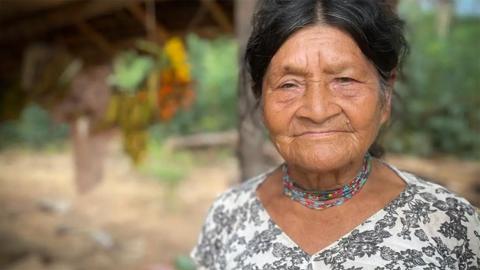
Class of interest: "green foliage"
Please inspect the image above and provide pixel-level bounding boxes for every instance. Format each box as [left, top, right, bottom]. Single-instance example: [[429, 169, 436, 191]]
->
[[174, 255, 196, 270], [109, 50, 155, 93], [151, 34, 238, 136], [0, 104, 69, 149], [139, 139, 193, 186], [385, 2, 480, 158]]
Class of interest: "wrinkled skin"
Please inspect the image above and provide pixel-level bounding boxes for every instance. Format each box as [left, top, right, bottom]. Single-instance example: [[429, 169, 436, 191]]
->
[[262, 25, 392, 189]]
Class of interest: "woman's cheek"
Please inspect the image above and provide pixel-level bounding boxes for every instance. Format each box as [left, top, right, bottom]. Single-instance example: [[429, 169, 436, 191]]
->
[[263, 108, 286, 134], [267, 87, 302, 106], [264, 93, 298, 127]]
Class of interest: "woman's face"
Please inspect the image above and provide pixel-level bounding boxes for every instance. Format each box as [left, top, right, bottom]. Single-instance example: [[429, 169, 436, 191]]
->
[[262, 25, 391, 172]]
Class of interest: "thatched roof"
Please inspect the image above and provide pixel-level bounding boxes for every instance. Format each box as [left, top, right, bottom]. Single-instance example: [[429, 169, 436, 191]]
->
[[0, 0, 234, 80]]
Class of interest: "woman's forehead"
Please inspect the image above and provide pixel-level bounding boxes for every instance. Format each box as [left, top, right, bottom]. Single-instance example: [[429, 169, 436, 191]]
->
[[267, 25, 371, 76]]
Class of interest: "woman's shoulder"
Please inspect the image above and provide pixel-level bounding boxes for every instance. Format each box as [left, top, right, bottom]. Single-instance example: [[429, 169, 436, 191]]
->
[[379, 166, 480, 262], [396, 168, 477, 207], [391, 167, 480, 232], [200, 170, 271, 228], [191, 171, 272, 269]]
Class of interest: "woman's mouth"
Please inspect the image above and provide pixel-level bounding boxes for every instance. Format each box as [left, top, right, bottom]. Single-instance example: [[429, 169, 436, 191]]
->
[[295, 130, 348, 138]]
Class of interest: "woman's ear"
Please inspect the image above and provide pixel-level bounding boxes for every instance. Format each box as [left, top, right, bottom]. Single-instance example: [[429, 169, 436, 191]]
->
[[259, 93, 266, 123], [381, 69, 397, 124], [388, 69, 397, 89]]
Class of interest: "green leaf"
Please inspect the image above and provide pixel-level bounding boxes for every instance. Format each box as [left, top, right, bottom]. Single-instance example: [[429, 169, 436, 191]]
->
[[109, 50, 155, 93], [174, 255, 196, 270]]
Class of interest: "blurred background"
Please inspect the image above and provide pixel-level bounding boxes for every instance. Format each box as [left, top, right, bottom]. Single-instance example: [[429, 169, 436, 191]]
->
[[0, 0, 478, 269]]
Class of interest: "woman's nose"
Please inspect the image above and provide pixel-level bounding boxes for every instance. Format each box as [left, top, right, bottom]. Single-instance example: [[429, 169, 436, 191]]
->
[[295, 83, 341, 123]]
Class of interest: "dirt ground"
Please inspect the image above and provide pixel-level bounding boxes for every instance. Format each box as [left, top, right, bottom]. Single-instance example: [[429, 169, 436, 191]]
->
[[0, 140, 479, 270], [0, 140, 236, 270]]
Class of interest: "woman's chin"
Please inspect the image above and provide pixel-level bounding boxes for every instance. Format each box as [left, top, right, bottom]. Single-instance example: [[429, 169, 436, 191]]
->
[[281, 143, 359, 172]]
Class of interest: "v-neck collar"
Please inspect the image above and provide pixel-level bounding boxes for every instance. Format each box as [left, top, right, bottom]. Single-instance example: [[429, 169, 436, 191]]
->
[[251, 161, 414, 260]]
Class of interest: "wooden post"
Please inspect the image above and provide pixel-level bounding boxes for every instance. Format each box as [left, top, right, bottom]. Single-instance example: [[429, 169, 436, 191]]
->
[[67, 66, 112, 194], [72, 116, 105, 193]]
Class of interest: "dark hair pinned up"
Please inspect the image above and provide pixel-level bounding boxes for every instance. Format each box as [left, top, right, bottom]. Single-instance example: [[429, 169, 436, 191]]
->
[[245, 0, 408, 99]]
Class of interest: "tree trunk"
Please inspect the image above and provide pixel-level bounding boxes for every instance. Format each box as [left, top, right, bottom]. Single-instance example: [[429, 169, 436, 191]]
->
[[235, 0, 267, 182]]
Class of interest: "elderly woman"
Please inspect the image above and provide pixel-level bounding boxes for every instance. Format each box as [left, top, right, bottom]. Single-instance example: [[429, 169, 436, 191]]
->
[[191, 0, 480, 268]]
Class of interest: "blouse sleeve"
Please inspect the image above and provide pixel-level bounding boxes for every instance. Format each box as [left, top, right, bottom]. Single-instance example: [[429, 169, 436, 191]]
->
[[451, 201, 480, 268], [190, 217, 214, 268], [465, 207, 480, 266], [190, 193, 230, 270]]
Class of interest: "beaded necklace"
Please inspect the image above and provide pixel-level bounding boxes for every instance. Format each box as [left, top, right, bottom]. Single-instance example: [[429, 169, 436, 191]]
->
[[282, 154, 372, 210]]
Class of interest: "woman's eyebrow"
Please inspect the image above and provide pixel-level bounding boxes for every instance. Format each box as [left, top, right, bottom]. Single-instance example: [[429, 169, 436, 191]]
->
[[274, 60, 361, 77], [322, 60, 359, 75], [277, 65, 313, 77]]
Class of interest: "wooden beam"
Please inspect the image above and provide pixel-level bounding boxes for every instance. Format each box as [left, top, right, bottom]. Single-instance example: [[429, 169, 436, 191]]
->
[[75, 20, 115, 57], [0, 0, 79, 23], [127, 2, 169, 42], [145, 0, 158, 42], [200, 0, 233, 33], [187, 4, 208, 32], [0, 0, 135, 44]]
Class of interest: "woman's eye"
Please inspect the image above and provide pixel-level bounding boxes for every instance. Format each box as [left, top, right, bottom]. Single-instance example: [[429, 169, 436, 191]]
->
[[336, 77, 355, 84], [280, 82, 298, 89]]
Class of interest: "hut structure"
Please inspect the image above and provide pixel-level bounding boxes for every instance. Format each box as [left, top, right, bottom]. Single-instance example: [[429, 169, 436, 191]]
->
[[0, 0, 237, 193], [0, 0, 234, 80]]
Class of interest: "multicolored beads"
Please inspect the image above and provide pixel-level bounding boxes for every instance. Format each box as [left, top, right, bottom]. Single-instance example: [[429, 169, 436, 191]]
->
[[282, 154, 372, 210]]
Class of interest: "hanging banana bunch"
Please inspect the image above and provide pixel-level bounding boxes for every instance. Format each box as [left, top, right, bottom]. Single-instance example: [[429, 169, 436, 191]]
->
[[103, 37, 194, 164]]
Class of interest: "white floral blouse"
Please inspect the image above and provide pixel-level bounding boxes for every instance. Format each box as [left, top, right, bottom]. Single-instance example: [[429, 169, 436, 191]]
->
[[191, 164, 480, 269]]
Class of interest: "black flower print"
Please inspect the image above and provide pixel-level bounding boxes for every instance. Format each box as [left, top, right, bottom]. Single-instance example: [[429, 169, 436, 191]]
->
[[191, 166, 480, 269]]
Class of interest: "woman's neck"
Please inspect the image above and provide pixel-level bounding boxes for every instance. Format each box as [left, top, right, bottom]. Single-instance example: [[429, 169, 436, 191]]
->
[[286, 157, 365, 190]]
